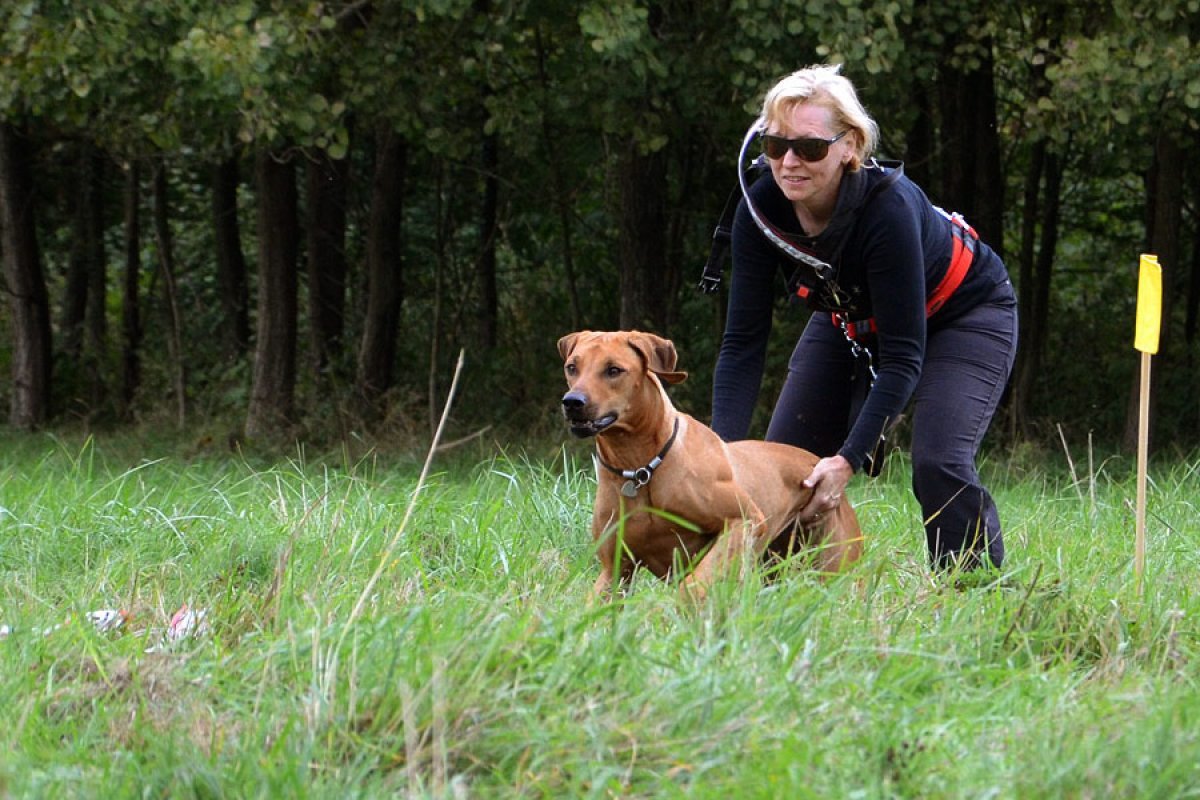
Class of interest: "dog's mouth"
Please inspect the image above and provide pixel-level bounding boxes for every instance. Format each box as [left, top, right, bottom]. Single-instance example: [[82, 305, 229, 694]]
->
[[566, 413, 617, 438]]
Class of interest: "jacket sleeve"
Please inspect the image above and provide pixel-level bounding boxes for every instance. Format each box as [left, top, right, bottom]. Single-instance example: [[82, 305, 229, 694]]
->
[[710, 195, 782, 441], [836, 186, 929, 471]]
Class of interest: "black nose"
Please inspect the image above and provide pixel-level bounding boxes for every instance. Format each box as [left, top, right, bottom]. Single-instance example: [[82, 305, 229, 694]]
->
[[561, 391, 587, 412]]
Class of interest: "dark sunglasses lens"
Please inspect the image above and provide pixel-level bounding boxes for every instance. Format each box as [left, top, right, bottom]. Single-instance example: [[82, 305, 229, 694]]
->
[[763, 136, 788, 159], [796, 140, 829, 161], [762, 136, 829, 162]]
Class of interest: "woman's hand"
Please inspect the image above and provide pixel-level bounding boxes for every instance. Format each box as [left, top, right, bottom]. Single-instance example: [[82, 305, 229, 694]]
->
[[799, 455, 854, 523]]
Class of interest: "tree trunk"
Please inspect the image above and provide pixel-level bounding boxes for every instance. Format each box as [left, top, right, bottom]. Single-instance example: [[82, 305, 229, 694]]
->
[[534, 25, 582, 330], [58, 143, 108, 417], [616, 142, 669, 332], [1186, 216, 1199, 351], [0, 122, 52, 429], [904, 83, 936, 188], [1027, 151, 1063, 409], [937, 39, 1005, 256], [1008, 22, 1063, 437], [898, 0, 935, 190], [246, 151, 300, 438], [119, 163, 142, 420], [153, 163, 187, 427], [355, 128, 406, 409], [1123, 131, 1183, 452], [306, 148, 349, 377], [1185, 129, 1200, 350], [212, 158, 250, 360], [60, 145, 91, 360], [1013, 145, 1064, 438], [478, 129, 500, 349], [83, 147, 108, 417], [1009, 139, 1046, 435]]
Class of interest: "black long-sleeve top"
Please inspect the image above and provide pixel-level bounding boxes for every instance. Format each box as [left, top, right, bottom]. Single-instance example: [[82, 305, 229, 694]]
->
[[711, 162, 1011, 471]]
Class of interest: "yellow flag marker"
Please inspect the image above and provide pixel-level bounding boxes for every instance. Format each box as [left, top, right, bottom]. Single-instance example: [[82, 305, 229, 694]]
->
[[1134, 254, 1162, 354], [1133, 253, 1161, 590]]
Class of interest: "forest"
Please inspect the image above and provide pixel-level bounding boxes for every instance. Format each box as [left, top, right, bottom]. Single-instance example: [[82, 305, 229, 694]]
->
[[1, 0, 1197, 453]]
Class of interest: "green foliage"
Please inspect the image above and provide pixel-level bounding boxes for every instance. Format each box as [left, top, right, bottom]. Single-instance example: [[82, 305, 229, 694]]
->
[[1043, 0, 1200, 139], [0, 0, 1198, 446]]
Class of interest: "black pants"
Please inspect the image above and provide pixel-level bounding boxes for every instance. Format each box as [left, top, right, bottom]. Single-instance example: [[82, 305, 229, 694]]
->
[[765, 282, 1018, 570]]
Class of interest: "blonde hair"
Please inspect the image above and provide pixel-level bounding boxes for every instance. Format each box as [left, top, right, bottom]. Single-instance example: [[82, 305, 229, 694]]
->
[[757, 64, 878, 171]]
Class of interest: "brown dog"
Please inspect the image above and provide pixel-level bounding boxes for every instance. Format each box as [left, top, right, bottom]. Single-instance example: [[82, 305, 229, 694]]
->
[[559, 330, 863, 602]]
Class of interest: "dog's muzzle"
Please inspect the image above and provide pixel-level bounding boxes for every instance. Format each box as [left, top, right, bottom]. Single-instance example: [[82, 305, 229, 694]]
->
[[561, 391, 616, 437]]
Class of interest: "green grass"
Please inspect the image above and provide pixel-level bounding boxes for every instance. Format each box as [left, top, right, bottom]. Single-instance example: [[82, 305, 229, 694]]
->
[[1, 430, 1199, 798]]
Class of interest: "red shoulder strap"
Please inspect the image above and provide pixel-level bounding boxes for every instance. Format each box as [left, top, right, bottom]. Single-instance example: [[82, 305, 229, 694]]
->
[[833, 214, 978, 340]]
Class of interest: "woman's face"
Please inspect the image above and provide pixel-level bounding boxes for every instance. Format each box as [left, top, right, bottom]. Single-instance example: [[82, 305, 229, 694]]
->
[[765, 102, 853, 216]]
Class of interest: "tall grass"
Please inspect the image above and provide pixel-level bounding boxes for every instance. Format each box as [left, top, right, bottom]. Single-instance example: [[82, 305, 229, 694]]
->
[[1, 430, 1198, 798]]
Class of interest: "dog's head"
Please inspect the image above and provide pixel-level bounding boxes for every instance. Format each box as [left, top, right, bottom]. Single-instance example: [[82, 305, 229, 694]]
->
[[557, 330, 688, 438]]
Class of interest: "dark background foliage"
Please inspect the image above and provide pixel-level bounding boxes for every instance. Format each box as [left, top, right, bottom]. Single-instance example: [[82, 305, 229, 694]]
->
[[1, 0, 1197, 454]]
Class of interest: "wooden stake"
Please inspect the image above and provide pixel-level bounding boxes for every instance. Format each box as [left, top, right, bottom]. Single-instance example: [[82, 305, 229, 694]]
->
[[1135, 350, 1151, 591]]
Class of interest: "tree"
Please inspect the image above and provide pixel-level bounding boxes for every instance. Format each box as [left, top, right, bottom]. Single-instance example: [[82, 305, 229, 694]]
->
[[306, 148, 349, 377], [212, 158, 251, 361], [245, 151, 300, 438], [1038, 0, 1200, 451], [118, 163, 142, 420], [0, 0, 1196, 451], [151, 162, 187, 427], [1124, 129, 1184, 451], [356, 128, 407, 408], [0, 123, 52, 428], [1003, 5, 1077, 436]]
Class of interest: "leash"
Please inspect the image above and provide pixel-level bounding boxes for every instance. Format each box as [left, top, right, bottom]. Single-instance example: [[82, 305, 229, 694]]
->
[[595, 417, 681, 498]]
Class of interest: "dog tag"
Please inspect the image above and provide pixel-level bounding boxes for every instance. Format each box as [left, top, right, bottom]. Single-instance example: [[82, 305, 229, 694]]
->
[[620, 480, 639, 498]]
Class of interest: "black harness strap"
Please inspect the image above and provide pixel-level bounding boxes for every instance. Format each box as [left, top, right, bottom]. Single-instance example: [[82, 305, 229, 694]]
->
[[697, 182, 742, 294]]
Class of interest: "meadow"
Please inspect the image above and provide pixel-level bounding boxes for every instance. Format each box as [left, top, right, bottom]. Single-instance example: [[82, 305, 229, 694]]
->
[[1, 429, 1198, 798]]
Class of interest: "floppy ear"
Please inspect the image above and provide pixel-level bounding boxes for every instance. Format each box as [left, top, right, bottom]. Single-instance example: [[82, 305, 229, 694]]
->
[[628, 332, 688, 385], [557, 331, 586, 361]]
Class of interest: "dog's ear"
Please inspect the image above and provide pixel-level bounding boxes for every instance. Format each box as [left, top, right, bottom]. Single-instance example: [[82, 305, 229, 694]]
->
[[557, 331, 585, 361], [629, 332, 688, 385]]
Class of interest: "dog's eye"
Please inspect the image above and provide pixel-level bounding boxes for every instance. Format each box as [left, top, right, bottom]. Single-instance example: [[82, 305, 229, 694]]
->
[[565, 363, 577, 376], [605, 365, 624, 378]]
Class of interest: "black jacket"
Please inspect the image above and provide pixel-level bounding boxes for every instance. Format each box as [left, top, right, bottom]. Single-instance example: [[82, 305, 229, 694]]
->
[[711, 162, 1011, 469]]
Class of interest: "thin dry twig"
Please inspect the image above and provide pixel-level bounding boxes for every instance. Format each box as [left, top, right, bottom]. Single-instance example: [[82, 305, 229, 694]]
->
[[342, 350, 466, 636], [1056, 424, 1084, 503], [1001, 563, 1044, 649]]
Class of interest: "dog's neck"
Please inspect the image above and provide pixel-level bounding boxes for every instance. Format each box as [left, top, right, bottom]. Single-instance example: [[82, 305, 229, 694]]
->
[[595, 412, 680, 498], [595, 380, 679, 474]]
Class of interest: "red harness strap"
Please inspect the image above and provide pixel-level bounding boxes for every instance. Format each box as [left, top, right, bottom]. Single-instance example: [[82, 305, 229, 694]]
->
[[827, 214, 978, 340]]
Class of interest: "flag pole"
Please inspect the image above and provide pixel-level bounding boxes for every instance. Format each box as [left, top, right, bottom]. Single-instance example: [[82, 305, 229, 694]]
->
[[1133, 253, 1161, 594], [1135, 349, 1150, 588]]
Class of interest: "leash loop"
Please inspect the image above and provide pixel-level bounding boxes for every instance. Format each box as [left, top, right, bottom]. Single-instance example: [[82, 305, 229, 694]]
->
[[836, 314, 878, 385], [630, 466, 654, 488]]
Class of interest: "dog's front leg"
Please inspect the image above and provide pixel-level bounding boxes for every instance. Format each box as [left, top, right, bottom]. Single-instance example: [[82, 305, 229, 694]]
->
[[680, 512, 767, 604], [586, 501, 619, 604], [589, 508, 630, 603], [590, 563, 614, 603]]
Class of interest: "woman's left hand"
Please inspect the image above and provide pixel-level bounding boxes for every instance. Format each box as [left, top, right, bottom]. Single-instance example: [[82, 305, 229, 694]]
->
[[800, 455, 854, 523]]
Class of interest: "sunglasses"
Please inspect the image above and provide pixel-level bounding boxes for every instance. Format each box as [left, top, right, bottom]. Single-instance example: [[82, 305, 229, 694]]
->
[[761, 130, 848, 162]]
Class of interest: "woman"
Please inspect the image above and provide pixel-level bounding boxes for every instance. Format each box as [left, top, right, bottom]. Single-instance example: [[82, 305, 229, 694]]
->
[[711, 64, 1017, 571]]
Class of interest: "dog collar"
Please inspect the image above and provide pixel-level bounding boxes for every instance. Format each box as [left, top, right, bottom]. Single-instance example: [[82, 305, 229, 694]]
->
[[596, 417, 681, 498]]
